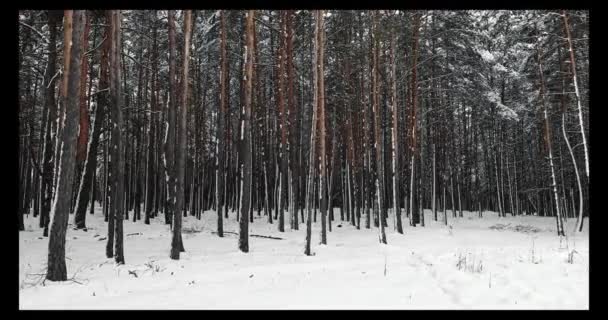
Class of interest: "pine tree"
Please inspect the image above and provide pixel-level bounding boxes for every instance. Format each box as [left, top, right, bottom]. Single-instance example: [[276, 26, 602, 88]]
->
[[46, 10, 86, 281], [238, 10, 255, 253]]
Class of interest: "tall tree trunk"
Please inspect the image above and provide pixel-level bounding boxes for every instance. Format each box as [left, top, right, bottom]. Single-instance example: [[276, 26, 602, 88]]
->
[[559, 50, 585, 232], [238, 10, 255, 253], [277, 11, 287, 233], [171, 10, 192, 260], [537, 39, 564, 237], [73, 98, 105, 229], [389, 31, 403, 234], [317, 10, 328, 246], [286, 10, 298, 231], [506, 152, 514, 216], [46, 10, 85, 281], [164, 10, 178, 228], [443, 185, 448, 225], [216, 10, 228, 237], [562, 11, 589, 178], [40, 10, 61, 237], [494, 152, 503, 217], [144, 12, 159, 224], [305, 11, 321, 256], [73, 18, 110, 229], [432, 143, 437, 221], [372, 11, 387, 244], [109, 9, 125, 264], [76, 14, 91, 166], [450, 168, 456, 220], [408, 12, 422, 229]]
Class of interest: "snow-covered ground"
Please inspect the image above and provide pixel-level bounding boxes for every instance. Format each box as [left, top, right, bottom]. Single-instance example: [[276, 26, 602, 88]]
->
[[19, 207, 588, 309]]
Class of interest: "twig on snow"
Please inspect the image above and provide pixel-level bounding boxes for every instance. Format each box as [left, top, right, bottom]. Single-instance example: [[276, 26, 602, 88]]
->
[[211, 231, 284, 240]]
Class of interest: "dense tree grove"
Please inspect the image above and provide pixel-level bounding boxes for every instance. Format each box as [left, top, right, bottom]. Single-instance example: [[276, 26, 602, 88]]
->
[[18, 10, 589, 281]]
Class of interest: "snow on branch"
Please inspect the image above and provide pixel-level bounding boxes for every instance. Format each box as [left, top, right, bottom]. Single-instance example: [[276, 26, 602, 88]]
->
[[19, 21, 50, 44], [485, 90, 519, 121]]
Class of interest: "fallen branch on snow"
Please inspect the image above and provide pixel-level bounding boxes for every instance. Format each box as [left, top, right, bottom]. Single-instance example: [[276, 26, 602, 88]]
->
[[211, 231, 284, 240]]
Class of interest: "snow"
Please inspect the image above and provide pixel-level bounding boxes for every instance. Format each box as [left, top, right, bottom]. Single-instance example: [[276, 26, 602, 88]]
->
[[492, 63, 508, 73], [20, 207, 588, 309], [240, 119, 245, 140], [486, 90, 519, 121], [478, 49, 495, 63]]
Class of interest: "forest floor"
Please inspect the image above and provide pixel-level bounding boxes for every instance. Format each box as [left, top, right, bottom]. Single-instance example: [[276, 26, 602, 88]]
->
[[19, 207, 588, 309]]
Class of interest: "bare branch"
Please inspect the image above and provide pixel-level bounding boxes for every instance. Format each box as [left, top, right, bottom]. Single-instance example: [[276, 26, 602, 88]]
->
[[19, 21, 50, 44]]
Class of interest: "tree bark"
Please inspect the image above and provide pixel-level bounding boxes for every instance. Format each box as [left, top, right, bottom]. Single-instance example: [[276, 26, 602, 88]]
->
[[216, 10, 228, 237], [109, 9, 125, 264], [372, 11, 387, 244], [171, 9, 192, 260], [73, 17, 110, 229], [389, 31, 403, 234], [238, 10, 255, 253], [317, 10, 328, 246], [40, 10, 62, 237], [76, 14, 91, 165], [46, 10, 84, 281], [562, 11, 589, 178], [537, 38, 564, 236], [164, 10, 178, 228]]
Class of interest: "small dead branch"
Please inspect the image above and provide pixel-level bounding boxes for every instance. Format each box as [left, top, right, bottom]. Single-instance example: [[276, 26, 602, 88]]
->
[[250, 234, 284, 240], [513, 225, 542, 234], [144, 260, 165, 274], [19, 21, 50, 44], [456, 252, 483, 273], [67, 265, 88, 285], [182, 226, 202, 234], [212, 231, 284, 240], [22, 272, 46, 289], [383, 255, 387, 277], [567, 249, 579, 264], [489, 223, 511, 231], [68, 278, 86, 285]]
